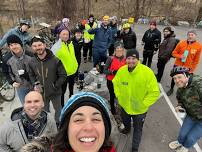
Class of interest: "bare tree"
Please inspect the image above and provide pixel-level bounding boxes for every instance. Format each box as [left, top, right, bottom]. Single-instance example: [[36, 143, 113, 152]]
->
[[47, 0, 77, 20], [15, 0, 26, 19]]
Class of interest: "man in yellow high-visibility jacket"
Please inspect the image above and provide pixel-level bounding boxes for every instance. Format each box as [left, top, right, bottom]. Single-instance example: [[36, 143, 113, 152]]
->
[[113, 49, 160, 152], [83, 14, 97, 63]]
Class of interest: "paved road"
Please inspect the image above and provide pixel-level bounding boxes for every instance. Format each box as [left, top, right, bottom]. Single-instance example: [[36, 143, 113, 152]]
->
[[0, 24, 202, 152]]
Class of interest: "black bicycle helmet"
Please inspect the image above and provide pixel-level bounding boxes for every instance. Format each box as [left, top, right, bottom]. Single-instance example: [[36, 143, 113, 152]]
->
[[170, 66, 190, 77]]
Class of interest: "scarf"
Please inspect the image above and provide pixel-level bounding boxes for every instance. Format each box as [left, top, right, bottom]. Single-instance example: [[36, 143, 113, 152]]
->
[[21, 110, 47, 141]]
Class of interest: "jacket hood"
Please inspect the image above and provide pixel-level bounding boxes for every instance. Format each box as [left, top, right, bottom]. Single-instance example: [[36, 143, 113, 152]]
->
[[110, 22, 117, 28], [11, 107, 23, 121], [11, 48, 25, 58]]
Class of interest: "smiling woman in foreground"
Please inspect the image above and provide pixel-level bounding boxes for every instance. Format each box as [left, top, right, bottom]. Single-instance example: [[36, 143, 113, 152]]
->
[[53, 92, 115, 152]]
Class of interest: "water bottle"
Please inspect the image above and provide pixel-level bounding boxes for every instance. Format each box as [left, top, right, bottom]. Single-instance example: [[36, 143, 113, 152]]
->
[[181, 50, 189, 63]]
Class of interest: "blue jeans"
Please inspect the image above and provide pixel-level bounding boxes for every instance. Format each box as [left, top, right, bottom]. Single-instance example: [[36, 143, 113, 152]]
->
[[92, 50, 107, 67], [178, 115, 202, 148], [16, 87, 31, 104]]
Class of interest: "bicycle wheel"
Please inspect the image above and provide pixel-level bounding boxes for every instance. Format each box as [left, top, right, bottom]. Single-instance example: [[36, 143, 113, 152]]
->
[[0, 81, 15, 101]]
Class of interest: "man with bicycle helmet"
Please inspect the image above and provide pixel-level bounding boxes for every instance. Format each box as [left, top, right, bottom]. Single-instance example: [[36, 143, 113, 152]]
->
[[167, 29, 201, 96], [0, 19, 32, 48], [156, 26, 177, 82], [169, 66, 202, 152]]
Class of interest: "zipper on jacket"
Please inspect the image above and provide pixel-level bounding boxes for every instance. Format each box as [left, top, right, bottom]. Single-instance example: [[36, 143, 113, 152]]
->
[[41, 61, 46, 99], [18, 122, 27, 144]]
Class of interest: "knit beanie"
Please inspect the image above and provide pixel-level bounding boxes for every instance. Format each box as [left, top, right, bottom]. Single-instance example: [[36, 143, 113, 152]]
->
[[7, 34, 23, 47], [57, 23, 70, 35], [126, 49, 139, 59], [163, 26, 173, 33], [150, 20, 157, 26], [59, 92, 112, 141], [187, 29, 197, 35]]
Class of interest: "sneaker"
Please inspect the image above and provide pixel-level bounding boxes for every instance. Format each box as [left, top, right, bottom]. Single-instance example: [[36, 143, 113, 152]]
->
[[176, 146, 188, 152], [169, 141, 182, 150], [167, 88, 174, 96]]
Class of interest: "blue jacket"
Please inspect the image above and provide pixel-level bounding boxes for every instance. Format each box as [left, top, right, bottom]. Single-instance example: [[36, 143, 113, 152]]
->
[[0, 27, 31, 48], [110, 23, 118, 44], [88, 24, 112, 53]]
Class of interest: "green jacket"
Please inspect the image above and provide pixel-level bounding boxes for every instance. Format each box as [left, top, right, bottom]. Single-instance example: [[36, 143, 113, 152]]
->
[[112, 62, 160, 115], [176, 75, 202, 121], [51, 40, 78, 76], [83, 22, 97, 42]]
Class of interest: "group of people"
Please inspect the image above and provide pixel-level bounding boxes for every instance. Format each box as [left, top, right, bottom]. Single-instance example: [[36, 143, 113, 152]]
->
[[0, 14, 201, 152]]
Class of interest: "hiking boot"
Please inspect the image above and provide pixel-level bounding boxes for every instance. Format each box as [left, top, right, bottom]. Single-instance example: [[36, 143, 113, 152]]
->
[[169, 141, 182, 150], [120, 128, 131, 134], [176, 146, 188, 152], [167, 88, 174, 96]]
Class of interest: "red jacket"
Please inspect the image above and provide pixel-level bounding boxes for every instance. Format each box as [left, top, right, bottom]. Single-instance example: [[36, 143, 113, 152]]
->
[[106, 56, 126, 81]]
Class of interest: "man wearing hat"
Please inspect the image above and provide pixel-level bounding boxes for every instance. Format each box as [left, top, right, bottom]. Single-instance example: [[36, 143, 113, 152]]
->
[[119, 23, 137, 51], [108, 16, 118, 56], [83, 14, 97, 62], [51, 24, 78, 106], [156, 26, 177, 82], [0, 19, 32, 48], [142, 20, 161, 67], [168, 66, 202, 152], [5, 34, 37, 103], [88, 15, 112, 71], [112, 49, 160, 152], [167, 29, 201, 96]]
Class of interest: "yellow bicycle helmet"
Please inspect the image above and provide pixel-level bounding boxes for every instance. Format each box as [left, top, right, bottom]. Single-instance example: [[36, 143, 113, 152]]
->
[[122, 23, 131, 29]]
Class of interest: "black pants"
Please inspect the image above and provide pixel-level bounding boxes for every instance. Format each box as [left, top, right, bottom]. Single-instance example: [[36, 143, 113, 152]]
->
[[106, 80, 116, 114], [61, 74, 76, 107], [142, 50, 154, 68], [108, 44, 114, 56], [83, 40, 93, 59], [121, 108, 147, 152], [156, 58, 168, 82]]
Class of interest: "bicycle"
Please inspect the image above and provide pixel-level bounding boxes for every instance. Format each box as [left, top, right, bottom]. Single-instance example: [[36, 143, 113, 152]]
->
[[0, 50, 15, 103], [37, 23, 56, 48]]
